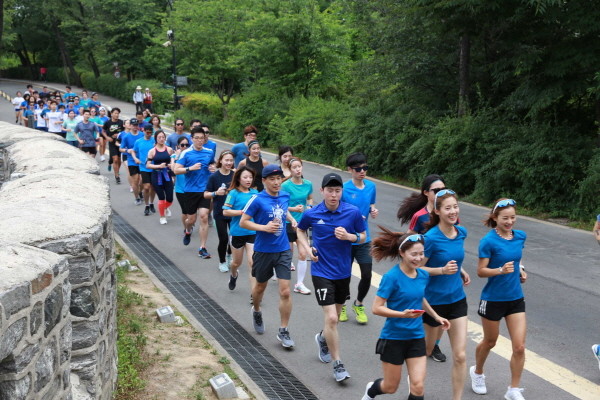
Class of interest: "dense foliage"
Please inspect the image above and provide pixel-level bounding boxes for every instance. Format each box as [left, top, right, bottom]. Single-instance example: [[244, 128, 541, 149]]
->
[[2, 0, 599, 217]]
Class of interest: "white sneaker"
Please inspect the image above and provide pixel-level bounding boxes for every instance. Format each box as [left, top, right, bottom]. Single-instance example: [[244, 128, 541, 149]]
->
[[504, 387, 525, 400], [100, 155, 106, 162], [165, 207, 172, 217], [159, 217, 167, 225], [293, 283, 311, 295], [218, 262, 229, 273], [129, 186, 133, 193], [470, 365, 487, 394], [361, 382, 374, 400]]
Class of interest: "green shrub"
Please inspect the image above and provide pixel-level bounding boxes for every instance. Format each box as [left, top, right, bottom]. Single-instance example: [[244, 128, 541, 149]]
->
[[575, 149, 600, 218], [182, 92, 224, 120]]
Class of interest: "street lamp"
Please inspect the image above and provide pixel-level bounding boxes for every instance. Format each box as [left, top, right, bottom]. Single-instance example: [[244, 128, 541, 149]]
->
[[166, 29, 179, 111]]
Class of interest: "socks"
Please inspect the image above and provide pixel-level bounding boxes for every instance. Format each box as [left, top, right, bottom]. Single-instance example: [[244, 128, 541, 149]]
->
[[367, 378, 383, 398], [296, 259, 308, 284], [158, 200, 166, 217]]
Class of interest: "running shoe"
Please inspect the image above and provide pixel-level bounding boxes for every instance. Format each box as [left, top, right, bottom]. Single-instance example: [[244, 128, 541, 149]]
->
[[100, 155, 106, 162], [293, 283, 311, 295], [333, 360, 350, 382], [592, 344, 600, 371], [144, 206, 150, 216], [277, 328, 295, 348], [361, 382, 374, 400], [219, 262, 229, 273], [149, 203, 156, 214], [252, 307, 264, 334], [352, 302, 368, 324], [107, 164, 112, 172], [183, 231, 191, 246], [198, 247, 211, 259], [115, 176, 121, 184], [315, 331, 331, 363], [431, 344, 447, 362], [159, 217, 167, 225], [129, 186, 133, 193], [504, 387, 525, 400], [228, 274, 238, 290], [135, 198, 142, 206], [339, 305, 348, 322], [165, 207, 172, 217], [470, 366, 487, 394]]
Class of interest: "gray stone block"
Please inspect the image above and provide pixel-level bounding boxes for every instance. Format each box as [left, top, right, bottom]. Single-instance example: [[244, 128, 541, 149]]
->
[[68, 256, 95, 285], [0, 340, 40, 374], [44, 284, 63, 337], [94, 245, 106, 272], [156, 306, 176, 323], [0, 373, 31, 400], [40, 375, 61, 400], [62, 279, 71, 319], [0, 317, 27, 361], [30, 301, 43, 335], [0, 282, 31, 318], [70, 286, 99, 318], [70, 352, 97, 381], [53, 258, 68, 277], [71, 321, 99, 351], [90, 224, 103, 244], [209, 373, 237, 399], [60, 322, 72, 364], [63, 369, 70, 390], [39, 235, 92, 256], [35, 338, 56, 392]]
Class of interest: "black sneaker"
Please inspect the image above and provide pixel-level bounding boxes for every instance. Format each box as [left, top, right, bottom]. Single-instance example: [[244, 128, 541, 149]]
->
[[431, 344, 447, 362], [144, 206, 150, 216], [252, 307, 264, 334], [183, 231, 191, 246], [149, 203, 156, 214], [115, 176, 121, 184], [228, 274, 238, 290]]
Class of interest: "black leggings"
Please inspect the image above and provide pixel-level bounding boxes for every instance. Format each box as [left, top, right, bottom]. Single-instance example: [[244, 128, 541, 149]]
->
[[356, 263, 373, 303], [151, 174, 174, 202], [215, 218, 232, 263]]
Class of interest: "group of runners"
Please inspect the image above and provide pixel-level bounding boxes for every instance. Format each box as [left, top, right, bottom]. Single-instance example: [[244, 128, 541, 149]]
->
[[13, 84, 598, 400]]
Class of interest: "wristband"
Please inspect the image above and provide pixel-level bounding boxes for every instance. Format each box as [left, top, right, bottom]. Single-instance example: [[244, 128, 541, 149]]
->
[[354, 233, 360, 243], [186, 167, 190, 173]]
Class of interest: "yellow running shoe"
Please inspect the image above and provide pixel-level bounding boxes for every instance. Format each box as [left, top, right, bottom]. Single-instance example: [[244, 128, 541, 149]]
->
[[339, 305, 348, 322], [352, 302, 368, 324]]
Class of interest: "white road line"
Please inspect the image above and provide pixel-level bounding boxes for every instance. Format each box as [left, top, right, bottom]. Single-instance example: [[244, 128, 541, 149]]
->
[[352, 263, 600, 399]]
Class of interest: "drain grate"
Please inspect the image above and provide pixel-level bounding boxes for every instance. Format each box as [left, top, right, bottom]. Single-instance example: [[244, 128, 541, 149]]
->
[[113, 212, 318, 400]]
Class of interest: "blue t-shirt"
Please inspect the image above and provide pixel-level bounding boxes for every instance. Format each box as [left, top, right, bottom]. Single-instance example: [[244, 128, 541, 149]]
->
[[119, 132, 144, 164], [342, 179, 376, 244], [166, 132, 192, 151], [281, 178, 313, 223], [297, 201, 366, 280], [478, 229, 526, 301], [223, 189, 258, 236], [423, 225, 467, 305], [205, 140, 217, 163], [177, 147, 214, 192], [231, 142, 248, 167], [242, 191, 291, 253], [133, 137, 156, 173], [378, 266, 430, 340], [74, 121, 100, 147]]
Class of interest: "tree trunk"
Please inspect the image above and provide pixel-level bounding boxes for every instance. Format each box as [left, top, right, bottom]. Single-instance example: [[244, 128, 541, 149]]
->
[[88, 53, 100, 78], [52, 20, 82, 86], [17, 34, 36, 80], [458, 34, 470, 117]]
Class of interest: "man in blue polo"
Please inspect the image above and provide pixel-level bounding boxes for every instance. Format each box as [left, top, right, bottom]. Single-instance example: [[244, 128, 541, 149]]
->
[[131, 125, 157, 216], [240, 164, 297, 349], [296, 172, 366, 383]]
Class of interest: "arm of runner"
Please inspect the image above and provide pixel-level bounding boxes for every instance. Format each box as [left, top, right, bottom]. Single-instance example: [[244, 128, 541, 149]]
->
[[372, 295, 423, 319], [240, 213, 280, 233], [296, 228, 317, 262], [419, 256, 458, 276], [286, 211, 297, 228], [370, 204, 379, 218]]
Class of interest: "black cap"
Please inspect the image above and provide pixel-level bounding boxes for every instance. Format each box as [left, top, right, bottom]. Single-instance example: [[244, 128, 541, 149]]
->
[[321, 173, 343, 188], [144, 125, 153, 132], [129, 118, 139, 125]]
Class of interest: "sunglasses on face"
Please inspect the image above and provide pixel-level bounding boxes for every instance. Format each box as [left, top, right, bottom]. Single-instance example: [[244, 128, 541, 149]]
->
[[175, 123, 184, 126], [400, 234, 424, 248], [352, 166, 369, 172], [430, 187, 446, 194], [433, 189, 456, 208], [179, 143, 189, 148], [492, 199, 516, 213]]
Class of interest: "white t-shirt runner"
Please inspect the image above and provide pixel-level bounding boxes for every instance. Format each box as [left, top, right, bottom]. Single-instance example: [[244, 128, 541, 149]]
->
[[46, 111, 63, 133]]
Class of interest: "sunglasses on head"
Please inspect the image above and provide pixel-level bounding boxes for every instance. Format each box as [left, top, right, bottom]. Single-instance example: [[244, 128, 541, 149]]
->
[[431, 187, 446, 194], [433, 189, 456, 209], [400, 234, 424, 248], [492, 199, 516, 213], [352, 166, 369, 172]]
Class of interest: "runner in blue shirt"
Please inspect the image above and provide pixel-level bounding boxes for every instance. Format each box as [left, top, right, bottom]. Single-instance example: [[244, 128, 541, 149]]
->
[[120, 119, 144, 205], [231, 125, 257, 167], [361, 230, 450, 400], [240, 165, 297, 349], [296, 173, 366, 383], [341, 152, 378, 325], [469, 199, 528, 400], [281, 157, 313, 295], [131, 125, 157, 216], [173, 127, 214, 255], [166, 118, 192, 151], [421, 189, 471, 400], [173, 135, 190, 231]]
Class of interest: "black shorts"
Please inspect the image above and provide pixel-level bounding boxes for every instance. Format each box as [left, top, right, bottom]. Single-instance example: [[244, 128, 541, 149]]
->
[[252, 250, 292, 283], [176, 192, 186, 214], [81, 146, 97, 155], [108, 142, 120, 158], [311, 276, 351, 306], [128, 165, 140, 176], [182, 192, 211, 215], [230, 235, 255, 249], [423, 297, 468, 327], [477, 298, 525, 321], [376, 338, 426, 365], [286, 223, 297, 242], [140, 171, 152, 184], [352, 242, 372, 264]]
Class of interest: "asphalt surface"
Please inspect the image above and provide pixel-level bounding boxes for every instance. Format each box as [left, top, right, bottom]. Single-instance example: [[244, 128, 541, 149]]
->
[[1, 79, 598, 400]]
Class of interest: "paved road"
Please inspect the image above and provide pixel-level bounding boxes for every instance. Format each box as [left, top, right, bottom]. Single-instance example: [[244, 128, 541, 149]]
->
[[1, 79, 599, 399]]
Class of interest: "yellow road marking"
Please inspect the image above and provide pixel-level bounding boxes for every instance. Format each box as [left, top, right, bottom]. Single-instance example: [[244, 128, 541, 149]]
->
[[352, 263, 600, 399]]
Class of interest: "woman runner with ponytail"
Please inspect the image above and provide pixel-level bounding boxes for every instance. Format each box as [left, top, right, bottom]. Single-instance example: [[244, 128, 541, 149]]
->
[[146, 130, 174, 225]]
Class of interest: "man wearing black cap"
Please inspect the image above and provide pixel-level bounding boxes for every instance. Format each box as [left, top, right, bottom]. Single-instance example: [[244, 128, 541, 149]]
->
[[240, 164, 297, 349], [296, 172, 367, 382], [120, 118, 144, 205], [102, 107, 124, 184]]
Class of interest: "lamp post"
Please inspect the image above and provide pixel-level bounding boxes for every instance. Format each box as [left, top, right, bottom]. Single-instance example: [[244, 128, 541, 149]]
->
[[166, 29, 178, 110]]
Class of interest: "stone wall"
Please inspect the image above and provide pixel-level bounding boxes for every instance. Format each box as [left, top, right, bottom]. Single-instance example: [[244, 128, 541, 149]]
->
[[0, 122, 117, 400]]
